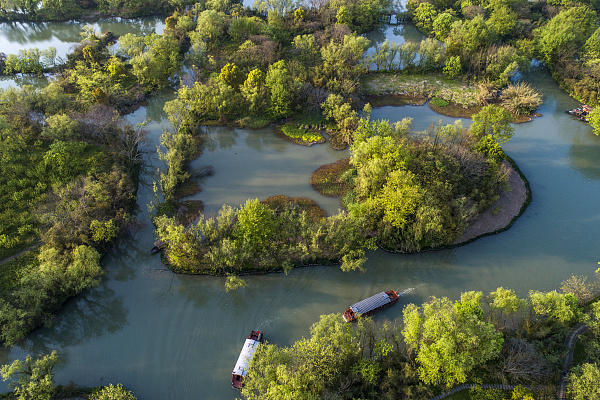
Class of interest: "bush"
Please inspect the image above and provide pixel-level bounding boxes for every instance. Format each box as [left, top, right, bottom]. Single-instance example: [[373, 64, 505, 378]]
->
[[501, 83, 543, 115], [90, 384, 137, 400], [430, 97, 450, 108], [280, 123, 323, 144]]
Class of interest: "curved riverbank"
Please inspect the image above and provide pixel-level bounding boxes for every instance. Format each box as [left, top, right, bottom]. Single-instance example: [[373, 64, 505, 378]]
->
[[453, 157, 531, 245], [311, 155, 531, 254]]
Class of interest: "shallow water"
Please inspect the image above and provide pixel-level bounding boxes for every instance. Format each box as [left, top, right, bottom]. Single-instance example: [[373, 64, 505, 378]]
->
[[1, 22, 600, 400]]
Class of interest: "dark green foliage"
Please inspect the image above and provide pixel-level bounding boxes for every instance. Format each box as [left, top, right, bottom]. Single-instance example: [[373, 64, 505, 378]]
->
[[430, 97, 449, 107], [0, 55, 139, 345], [532, 6, 600, 106]]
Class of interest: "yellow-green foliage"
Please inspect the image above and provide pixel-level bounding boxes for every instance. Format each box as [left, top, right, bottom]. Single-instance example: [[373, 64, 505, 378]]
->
[[280, 123, 323, 144]]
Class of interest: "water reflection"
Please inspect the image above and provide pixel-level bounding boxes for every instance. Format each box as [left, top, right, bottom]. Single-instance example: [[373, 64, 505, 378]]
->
[[199, 126, 240, 152], [568, 134, 600, 180], [0, 18, 164, 58], [0, 75, 48, 90], [21, 282, 128, 355]]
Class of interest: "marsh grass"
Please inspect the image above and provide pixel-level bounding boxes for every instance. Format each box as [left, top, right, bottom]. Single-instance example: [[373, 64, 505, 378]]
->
[[262, 195, 326, 221], [310, 158, 351, 197], [501, 83, 543, 116]]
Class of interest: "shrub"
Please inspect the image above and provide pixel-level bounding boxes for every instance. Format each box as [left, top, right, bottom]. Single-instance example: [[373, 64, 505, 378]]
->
[[501, 83, 543, 115], [90, 384, 137, 400], [280, 123, 323, 144], [430, 97, 449, 108]]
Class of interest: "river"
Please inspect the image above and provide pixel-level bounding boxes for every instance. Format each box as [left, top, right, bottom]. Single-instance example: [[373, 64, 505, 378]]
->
[[1, 19, 600, 400]]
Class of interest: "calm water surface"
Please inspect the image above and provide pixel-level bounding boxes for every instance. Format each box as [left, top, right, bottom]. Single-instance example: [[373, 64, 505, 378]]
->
[[0, 22, 599, 400], [0, 17, 164, 59]]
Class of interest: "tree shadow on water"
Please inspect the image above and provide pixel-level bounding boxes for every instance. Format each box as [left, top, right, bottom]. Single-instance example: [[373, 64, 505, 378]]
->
[[21, 282, 128, 356]]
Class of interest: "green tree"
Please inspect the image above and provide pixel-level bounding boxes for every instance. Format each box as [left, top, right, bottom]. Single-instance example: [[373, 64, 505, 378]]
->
[[336, 5, 352, 25], [486, 5, 517, 37], [445, 15, 493, 56], [190, 9, 226, 49], [511, 385, 535, 400], [402, 296, 503, 387], [42, 113, 79, 140], [567, 363, 600, 400], [489, 287, 523, 329], [90, 384, 137, 400], [0, 351, 59, 400], [242, 313, 361, 399], [154, 215, 200, 272], [65, 245, 103, 293], [588, 301, 600, 336], [471, 105, 514, 144], [265, 60, 294, 119], [241, 68, 268, 115], [413, 2, 438, 34], [529, 290, 580, 324], [218, 63, 244, 89], [233, 199, 277, 254], [42, 141, 91, 184], [534, 6, 596, 66], [584, 28, 600, 60], [443, 55, 461, 78], [432, 12, 455, 40], [490, 287, 522, 314], [318, 34, 370, 95], [228, 16, 266, 42]]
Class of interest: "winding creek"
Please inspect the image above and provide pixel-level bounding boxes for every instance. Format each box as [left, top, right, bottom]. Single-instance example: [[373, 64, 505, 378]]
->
[[1, 19, 600, 400]]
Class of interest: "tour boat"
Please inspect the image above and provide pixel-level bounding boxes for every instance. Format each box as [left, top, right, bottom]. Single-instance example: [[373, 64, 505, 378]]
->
[[342, 290, 400, 322], [232, 330, 263, 389], [567, 105, 592, 122]]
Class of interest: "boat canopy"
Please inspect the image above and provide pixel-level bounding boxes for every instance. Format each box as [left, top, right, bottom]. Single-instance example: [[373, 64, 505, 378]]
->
[[350, 291, 392, 315], [232, 339, 260, 377]]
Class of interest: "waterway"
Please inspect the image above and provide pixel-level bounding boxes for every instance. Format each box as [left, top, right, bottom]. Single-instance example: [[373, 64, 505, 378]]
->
[[0, 20, 599, 400]]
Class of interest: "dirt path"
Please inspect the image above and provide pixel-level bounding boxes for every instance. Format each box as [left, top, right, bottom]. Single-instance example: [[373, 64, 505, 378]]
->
[[454, 161, 528, 245], [557, 323, 588, 400], [0, 242, 41, 266]]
